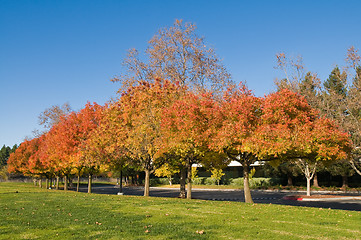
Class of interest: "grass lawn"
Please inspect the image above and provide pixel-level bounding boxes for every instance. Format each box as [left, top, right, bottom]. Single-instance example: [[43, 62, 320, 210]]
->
[[1, 182, 360, 239]]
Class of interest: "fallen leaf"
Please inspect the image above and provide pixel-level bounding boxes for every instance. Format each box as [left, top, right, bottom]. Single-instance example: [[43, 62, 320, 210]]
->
[[196, 230, 205, 235]]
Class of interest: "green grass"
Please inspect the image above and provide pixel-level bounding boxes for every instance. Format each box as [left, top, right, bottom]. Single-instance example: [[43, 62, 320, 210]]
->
[[1, 182, 360, 239]]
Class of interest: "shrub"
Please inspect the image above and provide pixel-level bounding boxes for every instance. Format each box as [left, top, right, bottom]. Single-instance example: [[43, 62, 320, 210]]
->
[[229, 178, 244, 186], [0, 166, 8, 181], [228, 177, 281, 188], [149, 178, 160, 186], [204, 177, 217, 185], [193, 177, 206, 185]]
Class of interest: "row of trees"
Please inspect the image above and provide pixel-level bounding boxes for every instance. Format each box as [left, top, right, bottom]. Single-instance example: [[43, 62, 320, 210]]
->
[[7, 79, 351, 202], [6, 20, 359, 203]]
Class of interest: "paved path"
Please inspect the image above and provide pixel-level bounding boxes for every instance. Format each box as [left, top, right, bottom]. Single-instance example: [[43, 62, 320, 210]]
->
[[77, 184, 361, 212]]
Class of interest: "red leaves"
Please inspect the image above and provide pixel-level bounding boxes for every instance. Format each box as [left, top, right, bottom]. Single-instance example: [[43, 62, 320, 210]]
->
[[9, 79, 351, 179]]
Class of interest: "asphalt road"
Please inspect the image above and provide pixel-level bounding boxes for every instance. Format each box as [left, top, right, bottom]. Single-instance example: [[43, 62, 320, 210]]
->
[[77, 184, 361, 212]]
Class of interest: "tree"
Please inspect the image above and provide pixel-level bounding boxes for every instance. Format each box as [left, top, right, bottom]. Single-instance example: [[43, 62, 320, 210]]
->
[[161, 90, 224, 199], [119, 79, 181, 196], [208, 83, 262, 203], [112, 19, 232, 95], [41, 102, 103, 192], [82, 101, 130, 194], [0, 145, 11, 166], [257, 89, 352, 196], [327, 159, 355, 188], [345, 47, 361, 175], [274, 51, 355, 192], [211, 168, 225, 185], [38, 103, 72, 130], [154, 163, 179, 186], [275, 52, 322, 110], [73, 103, 105, 193], [8, 140, 37, 178]]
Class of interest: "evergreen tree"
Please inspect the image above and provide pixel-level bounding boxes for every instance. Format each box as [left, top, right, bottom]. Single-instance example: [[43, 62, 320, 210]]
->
[[0, 145, 11, 166], [323, 66, 347, 97]]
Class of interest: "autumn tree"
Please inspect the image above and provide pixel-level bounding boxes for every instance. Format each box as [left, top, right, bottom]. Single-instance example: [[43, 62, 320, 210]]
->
[[207, 83, 262, 203], [73, 103, 105, 193], [257, 89, 351, 196], [119, 79, 181, 196], [161, 90, 227, 199], [82, 101, 130, 194], [112, 19, 232, 95], [8, 139, 43, 184]]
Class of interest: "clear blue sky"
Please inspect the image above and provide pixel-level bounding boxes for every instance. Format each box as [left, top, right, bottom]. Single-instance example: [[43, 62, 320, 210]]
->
[[1, 0, 360, 147]]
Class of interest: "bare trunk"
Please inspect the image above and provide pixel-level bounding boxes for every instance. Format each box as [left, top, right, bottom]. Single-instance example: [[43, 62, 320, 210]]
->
[[144, 169, 150, 196], [187, 164, 192, 199], [56, 176, 59, 190], [287, 173, 293, 186], [33, 178, 37, 186], [342, 175, 348, 189], [76, 175, 80, 192], [69, 178, 73, 189], [64, 175, 68, 191], [313, 172, 319, 187], [39, 178, 43, 188], [243, 163, 253, 203], [306, 177, 311, 196], [88, 174, 92, 193], [45, 178, 49, 189], [119, 169, 123, 194], [179, 167, 186, 199]]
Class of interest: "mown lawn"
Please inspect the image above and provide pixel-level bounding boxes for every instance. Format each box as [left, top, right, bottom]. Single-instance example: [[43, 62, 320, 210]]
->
[[0, 182, 360, 240]]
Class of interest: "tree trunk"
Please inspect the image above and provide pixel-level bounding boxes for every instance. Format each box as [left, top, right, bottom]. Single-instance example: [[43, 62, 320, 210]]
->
[[243, 163, 253, 203], [306, 177, 311, 196], [118, 169, 123, 194], [342, 175, 348, 189], [313, 172, 319, 187], [179, 167, 186, 199], [33, 178, 37, 186], [69, 178, 73, 189], [187, 164, 192, 199], [49, 178, 53, 189], [77, 175, 80, 192], [56, 176, 59, 190], [64, 175, 68, 191], [287, 173, 293, 186], [39, 178, 43, 188], [88, 174, 92, 193], [45, 178, 49, 189], [144, 169, 150, 196]]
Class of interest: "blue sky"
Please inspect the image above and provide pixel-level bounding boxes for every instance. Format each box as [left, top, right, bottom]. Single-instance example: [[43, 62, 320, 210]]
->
[[1, 0, 360, 147]]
